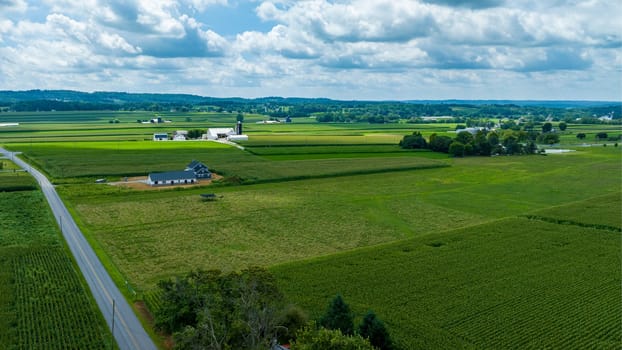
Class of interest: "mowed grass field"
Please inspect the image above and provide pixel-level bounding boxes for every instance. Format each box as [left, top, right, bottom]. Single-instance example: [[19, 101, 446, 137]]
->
[[0, 190, 114, 349]]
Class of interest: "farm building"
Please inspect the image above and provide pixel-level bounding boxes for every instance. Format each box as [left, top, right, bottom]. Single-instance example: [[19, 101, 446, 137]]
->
[[227, 134, 248, 141], [148, 170, 197, 186], [153, 133, 168, 141], [207, 128, 236, 140], [185, 160, 212, 179]]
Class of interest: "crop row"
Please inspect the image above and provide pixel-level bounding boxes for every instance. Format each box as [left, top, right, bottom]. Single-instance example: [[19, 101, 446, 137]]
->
[[12, 248, 108, 349]]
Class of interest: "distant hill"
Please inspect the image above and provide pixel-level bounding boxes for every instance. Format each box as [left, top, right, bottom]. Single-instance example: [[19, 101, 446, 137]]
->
[[1, 90, 618, 108], [406, 100, 621, 108]]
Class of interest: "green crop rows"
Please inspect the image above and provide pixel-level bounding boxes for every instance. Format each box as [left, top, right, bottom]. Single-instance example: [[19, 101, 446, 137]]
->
[[0, 189, 113, 349], [272, 213, 621, 349], [13, 249, 108, 349]]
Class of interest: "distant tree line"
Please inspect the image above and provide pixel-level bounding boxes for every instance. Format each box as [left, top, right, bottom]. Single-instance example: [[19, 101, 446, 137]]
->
[[1, 90, 620, 126]]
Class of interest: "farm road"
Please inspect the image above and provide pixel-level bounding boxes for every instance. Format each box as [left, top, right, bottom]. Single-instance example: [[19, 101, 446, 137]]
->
[[0, 148, 156, 350]]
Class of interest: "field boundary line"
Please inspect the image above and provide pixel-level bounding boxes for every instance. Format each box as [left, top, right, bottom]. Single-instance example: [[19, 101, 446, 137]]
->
[[520, 215, 621, 233]]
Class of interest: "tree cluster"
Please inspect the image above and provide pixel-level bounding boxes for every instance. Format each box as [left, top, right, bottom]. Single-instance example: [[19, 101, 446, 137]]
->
[[400, 129, 540, 157], [155, 267, 303, 350], [291, 294, 394, 350]]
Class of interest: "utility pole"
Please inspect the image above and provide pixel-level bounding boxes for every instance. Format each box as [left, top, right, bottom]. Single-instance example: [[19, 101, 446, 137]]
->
[[111, 299, 115, 350]]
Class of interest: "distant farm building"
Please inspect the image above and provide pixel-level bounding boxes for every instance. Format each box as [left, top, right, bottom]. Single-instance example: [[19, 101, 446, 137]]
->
[[147, 170, 197, 186], [207, 128, 236, 140], [207, 124, 248, 142], [185, 160, 212, 179], [153, 133, 168, 141], [173, 132, 187, 141]]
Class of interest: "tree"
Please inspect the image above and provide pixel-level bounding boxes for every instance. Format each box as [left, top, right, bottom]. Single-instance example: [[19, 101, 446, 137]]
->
[[576, 133, 586, 140], [542, 122, 553, 133], [487, 131, 500, 148], [474, 130, 491, 156], [455, 130, 474, 145], [448, 141, 465, 157], [596, 132, 608, 140], [320, 294, 354, 335], [358, 311, 393, 350], [277, 305, 308, 343], [428, 134, 453, 153], [537, 133, 560, 145], [399, 131, 427, 149], [291, 324, 375, 350], [236, 113, 244, 122], [155, 267, 286, 350], [558, 122, 567, 131]]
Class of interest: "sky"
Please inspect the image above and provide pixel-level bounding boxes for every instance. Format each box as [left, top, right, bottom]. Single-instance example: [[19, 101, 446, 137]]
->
[[0, 0, 620, 100]]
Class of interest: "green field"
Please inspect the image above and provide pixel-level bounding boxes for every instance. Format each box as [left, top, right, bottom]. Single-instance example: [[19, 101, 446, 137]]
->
[[52, 145, 621, 294], [2, 113, 621, 349], [6, 141, 448, 183], [0, 190, 114, 349], [272, 208, 621, 349]]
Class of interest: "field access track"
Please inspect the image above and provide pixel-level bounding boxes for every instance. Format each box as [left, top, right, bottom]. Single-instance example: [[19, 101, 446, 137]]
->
[[0, 147, 156, 350]]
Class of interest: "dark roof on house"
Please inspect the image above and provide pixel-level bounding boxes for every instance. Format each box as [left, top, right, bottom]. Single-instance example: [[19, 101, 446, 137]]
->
[[186, 160, 209, 172], [148, 170, 196, 182]]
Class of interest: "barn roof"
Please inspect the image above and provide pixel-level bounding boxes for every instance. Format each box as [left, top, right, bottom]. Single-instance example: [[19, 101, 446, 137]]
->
[[148, 170, 196, 182]]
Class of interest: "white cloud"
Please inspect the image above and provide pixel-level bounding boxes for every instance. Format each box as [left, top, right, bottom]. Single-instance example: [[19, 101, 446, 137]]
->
[[0, 0, 620, 99], [0, 0, 27, 13]]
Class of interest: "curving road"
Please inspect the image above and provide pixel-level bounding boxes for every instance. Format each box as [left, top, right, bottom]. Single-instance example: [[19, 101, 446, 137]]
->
[[1, 148, 157, 350]]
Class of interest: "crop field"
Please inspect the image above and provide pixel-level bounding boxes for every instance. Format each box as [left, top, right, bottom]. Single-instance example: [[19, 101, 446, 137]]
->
[[56, 145, 621, 294], [0, 190, 113, 349], [5, 141, 448, 182], [0, 160, 37, 191], [272, 210, 621, 349]]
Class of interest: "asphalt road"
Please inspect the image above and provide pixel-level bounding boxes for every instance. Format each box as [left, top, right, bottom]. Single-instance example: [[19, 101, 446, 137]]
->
[[1, 148, 157, 350]]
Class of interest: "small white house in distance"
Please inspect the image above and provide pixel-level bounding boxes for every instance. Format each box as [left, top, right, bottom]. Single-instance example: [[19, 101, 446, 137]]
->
[[153, 133, 168, 141], [147, 170, 197, 186], [207, 128, 236, 140]]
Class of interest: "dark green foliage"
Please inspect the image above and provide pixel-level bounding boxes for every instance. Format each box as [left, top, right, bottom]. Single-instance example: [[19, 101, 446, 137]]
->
[[596, 132, 608, 140], [156, 267, 286, 349], [291, 324, 375, 350], [278, 305, 309, 343], [537, 133, 560, 145], [320, 294, 354, 335], [399, 131, 427, 149], [448, 141, 465, 157], [541, 122, 553, 133], [358, 311, 394, 350], [454, 131, 474, 145], [558, 122, 567, 131], [187, 129, 203, 139], [428, 134, 452, 153], [576, 133, 586, 140]]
